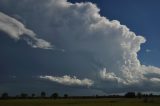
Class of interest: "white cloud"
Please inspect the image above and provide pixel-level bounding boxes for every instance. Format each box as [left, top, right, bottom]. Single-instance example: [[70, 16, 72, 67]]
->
[[146, 49, 151, 53], [41, 0, 160, 89], [39, 75, 94, 87], [100, 68, 126, 84], [150, 78, 160, 83], [0, 12, 52, 49]]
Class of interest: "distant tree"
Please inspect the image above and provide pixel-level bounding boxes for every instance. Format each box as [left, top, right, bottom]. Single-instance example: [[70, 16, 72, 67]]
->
[[20, 93, 28, 98], [41, 91, 46, 98], [31, 93, 35, 98], [149, 93, 153, 97], [143, 94, 149, 97], [51, 93, 58, 99], [1, 92, 8, 99], [95, 94, 99, 98], [15, 95, 20, 98], [137, 92, 142, 99], [125, 92, 136, 98], [64, 94, 68, 98]]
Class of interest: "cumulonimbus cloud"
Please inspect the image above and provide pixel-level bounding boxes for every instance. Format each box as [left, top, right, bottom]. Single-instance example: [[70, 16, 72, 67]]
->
[[39, 0, 160, 91], [39, 75, 94, 87], [44, 0, 160, 85], [0, 12, 52, 49]]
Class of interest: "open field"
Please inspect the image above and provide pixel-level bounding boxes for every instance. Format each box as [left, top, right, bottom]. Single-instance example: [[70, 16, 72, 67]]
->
[[0, 98, 160, 106]]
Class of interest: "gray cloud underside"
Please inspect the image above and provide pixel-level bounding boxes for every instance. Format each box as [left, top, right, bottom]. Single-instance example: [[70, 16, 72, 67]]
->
[[0, 0, 160, 93]]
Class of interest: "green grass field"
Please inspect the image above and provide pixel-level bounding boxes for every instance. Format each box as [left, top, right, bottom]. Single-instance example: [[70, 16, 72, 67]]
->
[[0, 98, 160, 106]]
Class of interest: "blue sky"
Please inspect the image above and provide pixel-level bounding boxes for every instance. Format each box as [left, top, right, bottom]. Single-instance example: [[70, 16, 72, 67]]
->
[[0, 0, 160, 96]]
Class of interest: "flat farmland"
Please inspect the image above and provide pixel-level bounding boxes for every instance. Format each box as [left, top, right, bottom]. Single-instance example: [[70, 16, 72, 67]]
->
[[0, 98, 160, 106]]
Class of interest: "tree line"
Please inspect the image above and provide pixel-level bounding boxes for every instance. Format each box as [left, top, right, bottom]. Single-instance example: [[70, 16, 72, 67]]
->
[[1, 91, 160, 99], [0, 92, 63, 99]]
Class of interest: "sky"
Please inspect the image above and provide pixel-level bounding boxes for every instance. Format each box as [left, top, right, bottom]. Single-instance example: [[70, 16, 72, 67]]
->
[[0, 0, 160, 96]]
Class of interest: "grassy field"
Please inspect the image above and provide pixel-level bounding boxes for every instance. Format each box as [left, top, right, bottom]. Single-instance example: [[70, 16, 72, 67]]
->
[[0, 98, 160, 106]]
